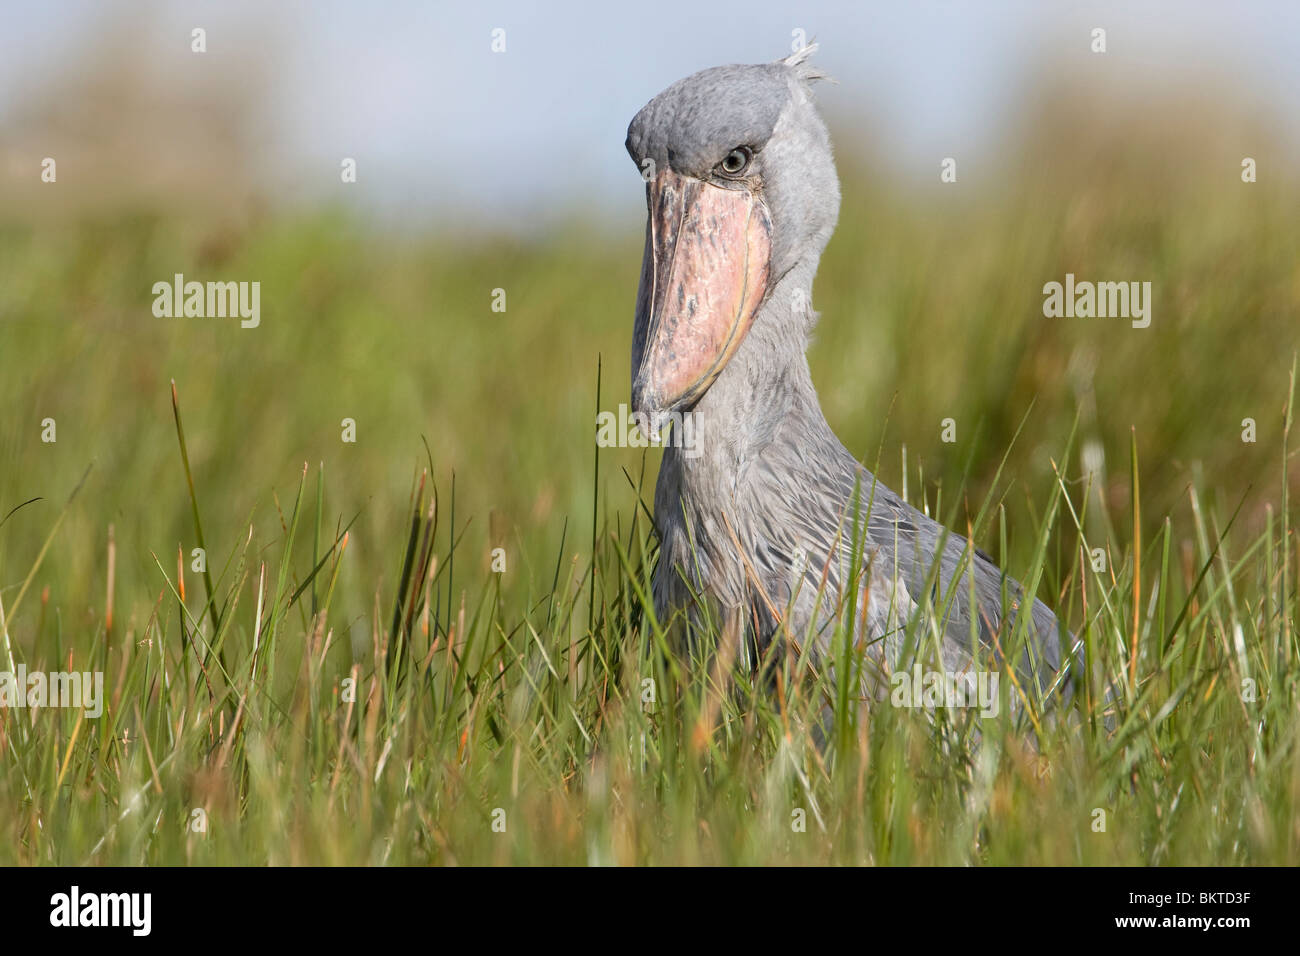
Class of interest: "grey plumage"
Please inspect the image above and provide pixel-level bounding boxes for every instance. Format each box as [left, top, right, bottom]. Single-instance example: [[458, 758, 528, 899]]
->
[[625, 48, 1079, 706]]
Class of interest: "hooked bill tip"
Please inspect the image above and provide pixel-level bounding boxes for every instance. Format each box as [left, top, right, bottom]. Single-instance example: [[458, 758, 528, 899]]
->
[[630, 382, 673, 439]]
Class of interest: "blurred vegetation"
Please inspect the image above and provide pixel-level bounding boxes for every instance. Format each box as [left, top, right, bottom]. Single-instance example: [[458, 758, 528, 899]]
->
[[3, 80, 1297, 632], [1, 66, 1298, 863]]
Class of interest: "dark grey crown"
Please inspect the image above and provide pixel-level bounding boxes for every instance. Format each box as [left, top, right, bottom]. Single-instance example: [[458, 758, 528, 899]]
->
[[625, 63, 793, 179]]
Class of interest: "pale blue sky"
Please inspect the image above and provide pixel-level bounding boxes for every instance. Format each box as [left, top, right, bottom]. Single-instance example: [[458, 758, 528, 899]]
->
[[3, 1, 1297, 230]]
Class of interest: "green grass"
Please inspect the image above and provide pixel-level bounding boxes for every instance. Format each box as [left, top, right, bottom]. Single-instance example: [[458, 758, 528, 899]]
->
[[2, 92, 1299, 863], [1, 381, 1297, 865]]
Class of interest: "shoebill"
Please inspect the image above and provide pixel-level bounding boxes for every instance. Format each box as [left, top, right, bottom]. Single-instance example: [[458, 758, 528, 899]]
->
[[624, 46, 1079, 706]]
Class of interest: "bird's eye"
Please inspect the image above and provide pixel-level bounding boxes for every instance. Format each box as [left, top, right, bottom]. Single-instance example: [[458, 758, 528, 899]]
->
[[719, 146, 752, 176]]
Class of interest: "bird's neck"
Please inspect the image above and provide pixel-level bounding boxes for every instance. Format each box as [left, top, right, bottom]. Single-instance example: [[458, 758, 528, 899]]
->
[[671, 259, 838, 480]]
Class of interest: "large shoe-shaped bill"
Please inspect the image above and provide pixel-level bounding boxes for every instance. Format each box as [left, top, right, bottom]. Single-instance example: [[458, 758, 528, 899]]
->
[[631, 167, 772, 426]]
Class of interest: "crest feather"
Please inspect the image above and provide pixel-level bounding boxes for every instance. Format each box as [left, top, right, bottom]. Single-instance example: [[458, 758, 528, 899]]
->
[[781, 42, 833, 84]]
